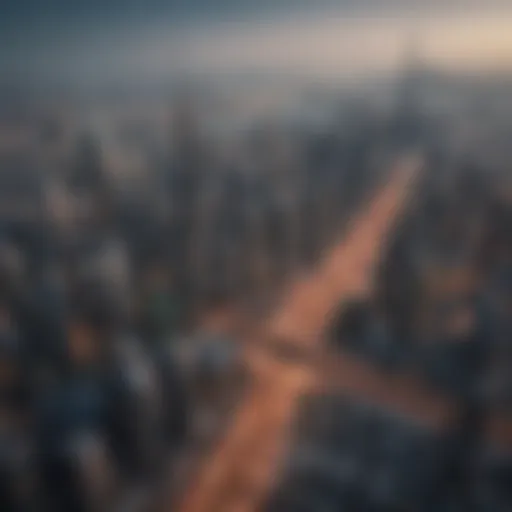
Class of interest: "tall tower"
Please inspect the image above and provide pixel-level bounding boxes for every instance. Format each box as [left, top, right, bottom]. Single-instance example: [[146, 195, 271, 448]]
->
[[171, 95, 200, 165], [168, 93, 207, 322], [70, 132, 105, 193], [394, 35, 424, 148]]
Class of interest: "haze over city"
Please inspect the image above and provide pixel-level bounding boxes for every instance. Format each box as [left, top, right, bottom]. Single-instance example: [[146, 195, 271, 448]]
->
[[3, 0, 512, 90]]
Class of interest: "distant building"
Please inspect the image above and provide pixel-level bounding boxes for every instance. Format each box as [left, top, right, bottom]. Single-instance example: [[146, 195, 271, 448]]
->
[[392, 39, 425, 148], [68, 132, 106, 194], [0, 151, 44, 222]]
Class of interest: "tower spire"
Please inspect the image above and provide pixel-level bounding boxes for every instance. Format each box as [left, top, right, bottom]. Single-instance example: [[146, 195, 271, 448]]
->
[[393, 32, 424, 148]]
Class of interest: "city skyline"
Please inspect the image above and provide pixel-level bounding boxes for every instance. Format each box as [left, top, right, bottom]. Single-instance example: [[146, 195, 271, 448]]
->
[[2, 1, 512, 90]]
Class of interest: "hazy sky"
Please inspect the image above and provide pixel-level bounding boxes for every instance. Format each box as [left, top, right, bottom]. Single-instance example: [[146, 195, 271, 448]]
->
[[3, 0, 512, 88]]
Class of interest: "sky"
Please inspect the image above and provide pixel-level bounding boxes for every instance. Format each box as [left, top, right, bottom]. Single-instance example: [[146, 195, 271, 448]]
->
[[2, 0, 512, 89]]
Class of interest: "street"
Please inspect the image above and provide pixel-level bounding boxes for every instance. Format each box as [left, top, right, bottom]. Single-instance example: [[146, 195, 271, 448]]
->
[[174, 157, 419, 512]]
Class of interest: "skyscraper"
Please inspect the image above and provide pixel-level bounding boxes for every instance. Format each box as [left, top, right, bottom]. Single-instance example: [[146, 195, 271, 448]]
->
[[393, 36, 424, 148]]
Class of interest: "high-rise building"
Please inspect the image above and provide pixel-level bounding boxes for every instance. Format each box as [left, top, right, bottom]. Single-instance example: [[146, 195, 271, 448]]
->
[[69, 132, 105, 192], [167, 96, 207, 321], [393, 37, 424, 148]]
